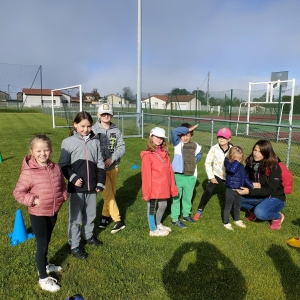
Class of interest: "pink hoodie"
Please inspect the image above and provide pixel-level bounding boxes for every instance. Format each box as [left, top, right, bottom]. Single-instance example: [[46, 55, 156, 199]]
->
[[13, 155, 68, 216]]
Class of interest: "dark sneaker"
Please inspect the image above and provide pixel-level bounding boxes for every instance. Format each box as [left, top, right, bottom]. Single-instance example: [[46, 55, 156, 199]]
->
[[111, 221, 125, 234], [172, 220, 187, 229], [99, 216, 111, 229], [183, 215, 196, 223], [85, 236, 103, 246], [193, 210, 203, 221], [70, 247, 88, 259]]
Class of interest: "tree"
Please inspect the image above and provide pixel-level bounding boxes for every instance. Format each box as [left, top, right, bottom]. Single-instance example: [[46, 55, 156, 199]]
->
[[91, 88, 100, 101], [170, 88, 191, 95], [123, 87, 135, 102]]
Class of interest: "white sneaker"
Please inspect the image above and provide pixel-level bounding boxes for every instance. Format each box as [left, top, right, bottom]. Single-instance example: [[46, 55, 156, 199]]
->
[[46, 264, 62, 274], [39, 277, 60, 292], [157, 223, 172, 232], [224, 223, 234, 230], [149, 229, 169, 237], [234, 220, 246, 228]]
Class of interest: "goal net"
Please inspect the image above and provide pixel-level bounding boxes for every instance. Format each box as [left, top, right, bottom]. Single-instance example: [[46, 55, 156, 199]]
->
[[51, 85, 82, 128]]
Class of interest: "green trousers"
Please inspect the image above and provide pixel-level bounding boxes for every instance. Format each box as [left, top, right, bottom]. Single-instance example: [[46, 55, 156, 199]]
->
[[171, 173, 196, 221]]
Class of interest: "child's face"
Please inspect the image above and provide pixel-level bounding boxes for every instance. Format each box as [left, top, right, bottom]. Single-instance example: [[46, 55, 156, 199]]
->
[[180, 132, 192, 144], [151, 135, 164, 146], [74, 119, 92, 137], [234, 152, 243, 162], [218, 136, 231, 147], [98, 113, 113, 124], [30, 140, 51, 166]]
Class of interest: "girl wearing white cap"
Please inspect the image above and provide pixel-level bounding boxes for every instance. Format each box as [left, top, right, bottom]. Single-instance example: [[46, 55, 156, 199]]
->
[[140, 127, 178, 236]]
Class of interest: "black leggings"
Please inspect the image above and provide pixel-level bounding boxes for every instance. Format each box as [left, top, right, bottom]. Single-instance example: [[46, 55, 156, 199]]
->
[[30, 214, 57, 279]]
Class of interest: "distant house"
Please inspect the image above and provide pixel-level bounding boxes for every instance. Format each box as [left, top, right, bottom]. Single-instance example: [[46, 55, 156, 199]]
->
[[142, 94, 198, 110], [0, 90, 10, 100], [17, 88, 72, 107], [105, 94, 126, 106]]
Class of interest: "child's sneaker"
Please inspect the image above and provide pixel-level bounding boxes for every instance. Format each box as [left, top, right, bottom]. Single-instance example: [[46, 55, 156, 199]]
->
[[224, 223, 234, 230], [99, 216, 110, 229], [234, 220, 246, 228], [86, 236, 103, 246], [46, 264, 62, 274], [149, 229, 169, 236], [172, 220, 187, 229], [270, 213, 285, 230], [193, 210, 203, 221], [71, 246, 88, 259], [246, 210, 257, 221], [183, 215, 196, 223], [111, 221, 126, 234], [157, 223, 172, 232], [39, 277, 60, 292]]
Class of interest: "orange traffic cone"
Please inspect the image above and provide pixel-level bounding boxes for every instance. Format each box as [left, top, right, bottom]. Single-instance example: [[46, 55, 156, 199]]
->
[[8, 209, 35, 246]]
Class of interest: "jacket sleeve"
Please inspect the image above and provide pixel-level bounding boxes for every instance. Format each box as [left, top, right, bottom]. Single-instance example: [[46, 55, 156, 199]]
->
[[168, 157, 179, 197], [171, 127, 189, 146], [58, 140, 80, 184], [248, 166, 281, 197], [141, 153, 152, 201], [205, 147, 215, 179], [196, 144, 202, 163], [59, 168, 69, 201], [96, 143, 106, 190], [13, 169, 36, 207], [111, 131, 126, 162], [224, 158, 240, 174], [242, 167, 254, 189]]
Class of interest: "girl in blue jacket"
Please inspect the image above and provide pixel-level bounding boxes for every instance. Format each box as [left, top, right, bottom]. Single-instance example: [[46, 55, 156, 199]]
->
[[223, 146, 253, 230]]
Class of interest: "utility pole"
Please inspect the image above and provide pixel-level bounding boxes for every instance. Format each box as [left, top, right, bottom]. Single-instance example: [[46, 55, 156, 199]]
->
[[206, 71, 210, 109], [8, 84, 10, 99], [136, 0, 142, 125]]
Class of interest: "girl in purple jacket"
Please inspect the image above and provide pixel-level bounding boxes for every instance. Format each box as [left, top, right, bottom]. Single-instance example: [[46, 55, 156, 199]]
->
[[223, 146, 253, 230], [13, 134, 68, 293]]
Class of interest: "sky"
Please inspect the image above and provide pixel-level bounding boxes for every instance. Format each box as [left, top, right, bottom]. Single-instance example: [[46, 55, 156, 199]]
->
[[1, 0, 300, 98]]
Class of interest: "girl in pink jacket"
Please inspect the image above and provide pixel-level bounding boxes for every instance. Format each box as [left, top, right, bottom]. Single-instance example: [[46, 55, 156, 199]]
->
[[13, 134, 68, 293], [140, 127, 178, 237]]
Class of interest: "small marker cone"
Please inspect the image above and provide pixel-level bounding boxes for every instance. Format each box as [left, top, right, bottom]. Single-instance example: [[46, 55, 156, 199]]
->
[[8, 209, 35, 246], [131, 164, 139, 170], [0, 152, 3, 163]]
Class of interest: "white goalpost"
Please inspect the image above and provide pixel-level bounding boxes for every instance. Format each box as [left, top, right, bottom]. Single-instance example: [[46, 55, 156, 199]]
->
[[51, 85, 82, 128], [236, 79, 295, 140]]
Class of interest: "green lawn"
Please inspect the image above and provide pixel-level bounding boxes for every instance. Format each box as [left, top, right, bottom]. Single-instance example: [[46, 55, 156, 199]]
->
[[1, 113, 300, 300]]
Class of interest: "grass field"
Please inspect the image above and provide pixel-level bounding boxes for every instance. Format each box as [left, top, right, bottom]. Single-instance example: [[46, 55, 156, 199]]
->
[[1, 112, 300, 299]]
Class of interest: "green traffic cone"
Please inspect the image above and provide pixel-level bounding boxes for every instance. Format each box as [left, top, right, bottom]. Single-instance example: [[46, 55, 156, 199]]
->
[[0, 152, 2, 163]]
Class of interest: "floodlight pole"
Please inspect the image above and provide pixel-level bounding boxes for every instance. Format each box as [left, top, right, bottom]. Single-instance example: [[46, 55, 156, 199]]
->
[[136, 0, 142, 127]]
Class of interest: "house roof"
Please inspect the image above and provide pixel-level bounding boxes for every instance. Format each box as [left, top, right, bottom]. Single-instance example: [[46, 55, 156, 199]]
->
[[22, 88, 62, 96], [142, 94, 195, 103]]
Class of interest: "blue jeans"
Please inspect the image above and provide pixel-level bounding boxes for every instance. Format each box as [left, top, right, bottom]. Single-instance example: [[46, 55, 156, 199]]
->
[[241, 197, 285, 220]]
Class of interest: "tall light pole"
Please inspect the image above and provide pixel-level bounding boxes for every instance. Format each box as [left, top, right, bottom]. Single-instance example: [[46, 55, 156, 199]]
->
[[8, 84, 10, 99], [137, 0, 142, 119]]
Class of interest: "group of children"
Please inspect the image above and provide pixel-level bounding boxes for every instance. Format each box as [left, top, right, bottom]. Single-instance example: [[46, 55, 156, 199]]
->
[[141, 125, 255, 236], [13, 104, 125, 292], [12, 105, 269, 292]]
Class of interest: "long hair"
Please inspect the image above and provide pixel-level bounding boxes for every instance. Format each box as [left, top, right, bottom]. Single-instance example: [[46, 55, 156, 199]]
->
[[228, 145, 244, 163], [30, 134, 52, 153], [69, 111, 94, 136], [146, 136, 170, 156], [246, 139, 278, 173]]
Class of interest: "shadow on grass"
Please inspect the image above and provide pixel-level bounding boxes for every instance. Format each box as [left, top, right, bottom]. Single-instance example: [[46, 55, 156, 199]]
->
[[292, 218, 300, 226], [163, 241, 247, 300], [267, 244, 300, 300]]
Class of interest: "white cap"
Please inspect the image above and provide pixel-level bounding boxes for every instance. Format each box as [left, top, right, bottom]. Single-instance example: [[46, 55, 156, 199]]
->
[[149, 127, 167, 138], [98, 103, 113, 115]]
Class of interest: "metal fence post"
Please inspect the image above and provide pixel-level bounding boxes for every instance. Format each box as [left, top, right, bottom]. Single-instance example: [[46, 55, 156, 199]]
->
[[210, 120, 214, 147]]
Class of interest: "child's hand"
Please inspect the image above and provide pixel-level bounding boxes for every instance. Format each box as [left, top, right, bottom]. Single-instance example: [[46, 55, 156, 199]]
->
[[253, 182, 261, 188], [189, 124, 199, 132], [104, 158, 113, 169], [96, 188, 103, 193], [75, 178, 83, 187], [33, 198, 40, 206], [210, 178, 218, 184]]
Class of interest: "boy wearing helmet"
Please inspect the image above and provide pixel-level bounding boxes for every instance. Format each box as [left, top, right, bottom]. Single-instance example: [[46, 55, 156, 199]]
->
[[193, 127, 232, 221]]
